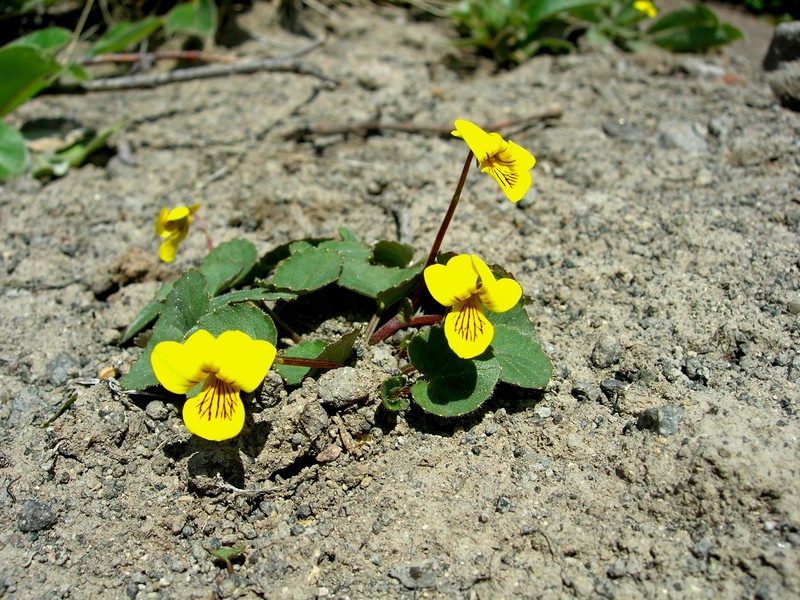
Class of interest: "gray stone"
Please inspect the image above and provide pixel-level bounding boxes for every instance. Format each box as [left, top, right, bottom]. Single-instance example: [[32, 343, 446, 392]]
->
[[144, 400, 170, 421], [47, 352, 80, 386], [317, 366, 371, 408], [17, 498, 57, 532], [684, 357, 710, 384], [571, 380, 602, 402], [766, 61, 800, 111], [763, 21, 800, 71], [591, 335, 623, 368], [658, 120, 708, 153], [388, 560, 439, 589], [763, 21, 800, 111], [636, 404, 685, 436]]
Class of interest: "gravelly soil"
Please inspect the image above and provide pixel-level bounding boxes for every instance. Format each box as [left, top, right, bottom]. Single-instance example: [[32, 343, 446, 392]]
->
[[1, 3, 799, 599]]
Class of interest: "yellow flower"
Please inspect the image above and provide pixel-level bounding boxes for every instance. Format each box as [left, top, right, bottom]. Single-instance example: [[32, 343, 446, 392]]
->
[[633, 0, 657, 18], [424, 254, 522, 359], [452, 120, 536, 203], [155, 204, 200, 263], [150, 330, 276, 441]]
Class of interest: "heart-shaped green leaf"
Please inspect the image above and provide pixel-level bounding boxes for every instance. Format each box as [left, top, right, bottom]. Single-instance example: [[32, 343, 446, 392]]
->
[[120, 269, 209, 390], [200, 238, 257, 295], [408, 327, 500, 417]]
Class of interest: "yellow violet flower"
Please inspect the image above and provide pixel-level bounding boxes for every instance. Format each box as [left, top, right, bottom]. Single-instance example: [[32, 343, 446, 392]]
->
[[633, 0, 657, 18], [452, 120, 536, 203], [150, 330, 276, 441], [155, 203, 200, 263], [424, 254, 522, 359]]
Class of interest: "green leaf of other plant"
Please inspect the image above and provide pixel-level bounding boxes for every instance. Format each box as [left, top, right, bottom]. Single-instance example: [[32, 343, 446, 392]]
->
[[87, 17, 163, 56], [165, 0, 218, 39], [0, 44, 62, 117], [7, 27, 72, 52], [647, 5, 743, 53], [408, 327, 500, 417], [0, 121, 28, 180]]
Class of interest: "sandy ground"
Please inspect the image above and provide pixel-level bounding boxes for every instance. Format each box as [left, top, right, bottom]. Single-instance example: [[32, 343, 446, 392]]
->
[[1, 2, 798, 598]]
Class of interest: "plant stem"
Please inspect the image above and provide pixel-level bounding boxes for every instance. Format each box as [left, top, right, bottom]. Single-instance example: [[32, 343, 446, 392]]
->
[[368, 151, 474, 345], [274, 356, 341, 369], [422, 149, 474, 272], [368, 314, 443, 345]]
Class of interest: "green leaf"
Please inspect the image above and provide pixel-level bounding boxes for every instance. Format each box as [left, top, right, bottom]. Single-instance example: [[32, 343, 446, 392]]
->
[[165, 0, 218, 39], [200, 239, 257, 295], [119, 270, 210, 390], [87, 17, 163, 56], [317, 328, 360, 366], [7, 27, 72, 51], [119, 282, 174, 345], [208, 546, 245, 562], [372, 240, 414, 268], [0, 122, 28, 180], [30, 120, 123, 179], [275, 339, 327, 385], [0, 44, 62, 116], [651, 24, 742, 53], [338, 226, 359, 243], [318, 239, 372, 261], [408, 327, 500, 417], [209, 288, 296, 310], [381, 376, 410, 412], [483, 302, 552, 388], [527, 0, 601, 23], [647, 5, 717, 35], [339, 261, 422, 303], [192, 303, 277, 345], [273, 246, 344, 293]]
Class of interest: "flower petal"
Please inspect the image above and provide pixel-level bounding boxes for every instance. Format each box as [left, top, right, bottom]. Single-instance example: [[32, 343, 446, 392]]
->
[[151, 330, 216, 394], [424, 254, 481, 307], [214, 331, 276, 393], [158, 235, 181, 263], [469, 255, 497, 289], [452, 120, 506, 164], [167, 205, 192, 222], [182, 376, 245, 441], [482, 160, 533, 203], [155, 208, 170, 237], [480, 277, 522, 313], [444, 297, 494, 359]]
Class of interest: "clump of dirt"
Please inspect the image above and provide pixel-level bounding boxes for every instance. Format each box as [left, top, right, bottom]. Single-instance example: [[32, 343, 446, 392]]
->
[[1, 2, 798, 599]]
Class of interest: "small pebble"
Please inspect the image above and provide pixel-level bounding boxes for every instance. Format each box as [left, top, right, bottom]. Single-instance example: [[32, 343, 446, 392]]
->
[[591, 335, 623, 368], [636, 404, 685, 436], [17, 498, 57, 532]]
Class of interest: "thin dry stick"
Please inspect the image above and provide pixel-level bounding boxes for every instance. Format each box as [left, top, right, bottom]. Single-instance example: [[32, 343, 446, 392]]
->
[[80, 56, 337, 91], [80, 50, 235, 65], [283, 104, 564, 141]]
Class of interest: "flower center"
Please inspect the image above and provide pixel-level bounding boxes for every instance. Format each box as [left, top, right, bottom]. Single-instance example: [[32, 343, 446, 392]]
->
[[195, 376, 239, 422], [452, 296, 486, 343]]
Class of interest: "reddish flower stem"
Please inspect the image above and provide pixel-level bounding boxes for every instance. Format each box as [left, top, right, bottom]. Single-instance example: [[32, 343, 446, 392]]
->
[[274, 356, 342, 370], [368, 314, 443, 345], [369, 150, 473, 345]]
